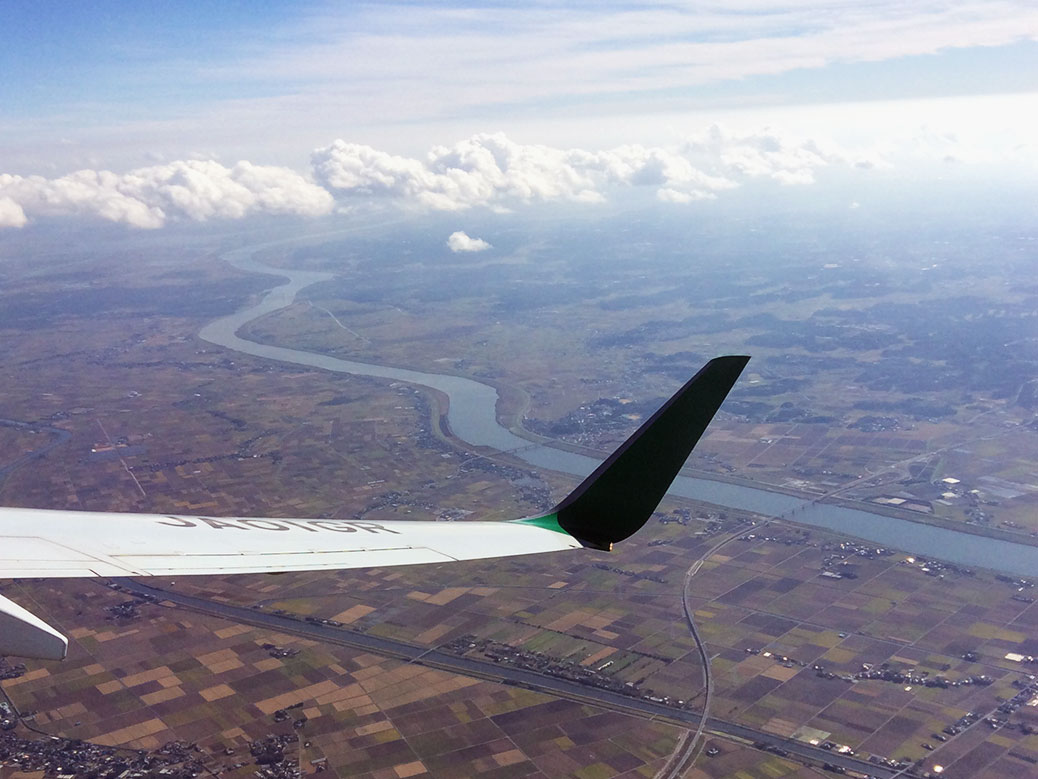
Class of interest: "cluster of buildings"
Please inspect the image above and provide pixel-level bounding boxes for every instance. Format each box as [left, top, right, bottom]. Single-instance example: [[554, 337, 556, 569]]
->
[[737, 533, 895, 579], [0, 736, 205, 779], [849, 663, 993, 690], [985, 678, 1038, 735], [249, 732, 301, 778], [259, 643, 302, 659], [898, 555, 975, 577], [744, 647, 808, 670], [0, 659, 27, 682]]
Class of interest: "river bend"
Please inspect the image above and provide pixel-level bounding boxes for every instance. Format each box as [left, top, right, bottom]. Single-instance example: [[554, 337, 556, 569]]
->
[[198, 247, 1038, 577]]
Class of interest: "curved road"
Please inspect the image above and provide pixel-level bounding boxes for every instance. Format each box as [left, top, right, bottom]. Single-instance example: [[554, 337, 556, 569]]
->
[[656, 526, 751, 779]]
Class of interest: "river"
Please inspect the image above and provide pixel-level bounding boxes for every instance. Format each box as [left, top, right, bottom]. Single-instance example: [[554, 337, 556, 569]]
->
[[199, 246, 1038, 577]]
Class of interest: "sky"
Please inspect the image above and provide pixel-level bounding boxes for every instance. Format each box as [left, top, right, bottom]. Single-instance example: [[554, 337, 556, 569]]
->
[[1, 0, 1036, 231]]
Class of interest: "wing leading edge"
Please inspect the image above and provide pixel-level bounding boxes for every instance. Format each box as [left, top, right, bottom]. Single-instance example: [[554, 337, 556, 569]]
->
[[0, 356, 748, 660]]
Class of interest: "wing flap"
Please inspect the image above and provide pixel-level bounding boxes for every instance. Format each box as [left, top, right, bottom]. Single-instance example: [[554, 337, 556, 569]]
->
[[0, 536, 142, 577], [114, 546, 460, 576]]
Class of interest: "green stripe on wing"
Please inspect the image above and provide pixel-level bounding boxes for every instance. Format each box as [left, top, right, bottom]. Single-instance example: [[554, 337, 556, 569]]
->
[[513, 513, 567, 534]]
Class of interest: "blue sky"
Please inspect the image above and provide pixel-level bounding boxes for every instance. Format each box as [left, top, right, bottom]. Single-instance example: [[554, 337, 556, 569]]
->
[[3, 3, 300, 119], [1, 1, 1036, 229]]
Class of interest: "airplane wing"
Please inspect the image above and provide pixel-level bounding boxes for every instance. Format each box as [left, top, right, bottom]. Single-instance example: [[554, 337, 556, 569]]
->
[[0, 356, 748, 661]]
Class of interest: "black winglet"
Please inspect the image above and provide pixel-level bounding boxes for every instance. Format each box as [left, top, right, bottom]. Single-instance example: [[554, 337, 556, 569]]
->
[[554, 355, 749, 550]]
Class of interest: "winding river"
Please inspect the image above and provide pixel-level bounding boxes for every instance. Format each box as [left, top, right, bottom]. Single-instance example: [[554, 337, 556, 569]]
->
[[200, 245, 1038, 577]]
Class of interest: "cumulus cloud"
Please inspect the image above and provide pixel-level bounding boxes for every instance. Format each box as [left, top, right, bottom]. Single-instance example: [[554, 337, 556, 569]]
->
[[1, 127, 889, 229], [0, 160, 333, 229], [312, 129, 868, 212], [0, 196, 28, 228], [312, 134, 606, 211], [683, 125, 887, 186], [447, 231, 491, 252]]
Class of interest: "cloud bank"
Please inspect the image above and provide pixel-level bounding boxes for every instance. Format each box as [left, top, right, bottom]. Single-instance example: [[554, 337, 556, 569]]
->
[[0, 127, 888, 229], [0, 160, 333, 229], [447, 231, 491, 252], [311, 127, 878, 212]]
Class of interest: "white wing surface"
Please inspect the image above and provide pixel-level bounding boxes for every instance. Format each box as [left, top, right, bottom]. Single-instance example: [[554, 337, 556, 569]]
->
[[0, 507, 579, 579], [0, 356, 748, 662]]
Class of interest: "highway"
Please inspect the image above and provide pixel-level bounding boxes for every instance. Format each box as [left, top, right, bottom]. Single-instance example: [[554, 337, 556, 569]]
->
[[115, 578, 898, 778]]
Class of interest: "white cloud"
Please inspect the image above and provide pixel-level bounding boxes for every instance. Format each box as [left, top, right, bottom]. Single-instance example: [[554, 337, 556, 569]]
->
[[313, 129, 873, 211], [447, 231, 491, 252], [312, 134, 607, 211], [1, 127, 893, 229], [0, 171, 165, 229], [198, 2, 1038, 139], [657, 188, 715, 204], [0, 196, 28, 228], [683, 125, 887, 186], [3, 3, 1036, 174], [0, 160, 333, 229]]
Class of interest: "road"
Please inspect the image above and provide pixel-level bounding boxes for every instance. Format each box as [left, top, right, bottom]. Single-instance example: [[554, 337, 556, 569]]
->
[[656, 529, 745, 779], [114, 578, 898, 778]]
